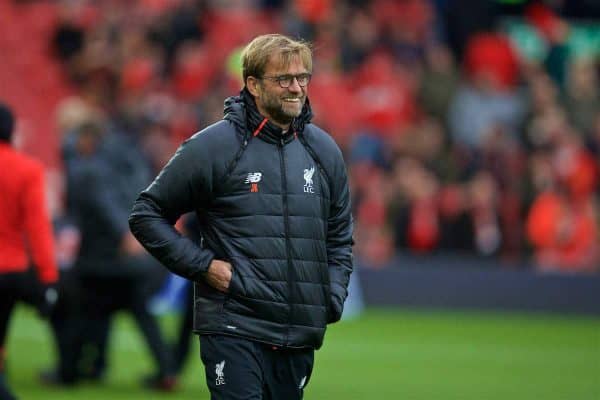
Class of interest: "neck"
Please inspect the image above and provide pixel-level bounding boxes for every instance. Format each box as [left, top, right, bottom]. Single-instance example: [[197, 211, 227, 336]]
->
[[255, 104, 291, 131], [261, 115, 290, 131], [275, 121, 291, 131]]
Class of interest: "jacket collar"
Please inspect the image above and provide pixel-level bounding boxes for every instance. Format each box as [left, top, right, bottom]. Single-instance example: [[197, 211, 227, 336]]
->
[[223, 88, 313, 145]]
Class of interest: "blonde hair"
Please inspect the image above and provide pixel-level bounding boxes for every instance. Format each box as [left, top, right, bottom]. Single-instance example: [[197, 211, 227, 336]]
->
[[241, 34, 312, 84]]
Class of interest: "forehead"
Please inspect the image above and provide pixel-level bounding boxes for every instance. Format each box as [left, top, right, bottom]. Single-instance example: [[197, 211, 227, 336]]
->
[[264, 53, 308, 74]]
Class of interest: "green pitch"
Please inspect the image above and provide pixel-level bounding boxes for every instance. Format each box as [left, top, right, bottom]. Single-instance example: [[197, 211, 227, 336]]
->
[[5, 307, 599, 399]]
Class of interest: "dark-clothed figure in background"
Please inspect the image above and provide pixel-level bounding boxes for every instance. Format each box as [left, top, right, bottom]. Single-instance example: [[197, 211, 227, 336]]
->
[[130, 34, 354, 399], [46, 121, 175, 390], [40, 122, 109, 385], [0, 103, 59, 400], [172, 281, 194, 374], [170, 215, 202, 376]]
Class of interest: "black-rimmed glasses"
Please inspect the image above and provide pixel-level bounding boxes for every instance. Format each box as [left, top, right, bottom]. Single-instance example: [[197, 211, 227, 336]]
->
[[260, 73, 312, 88]]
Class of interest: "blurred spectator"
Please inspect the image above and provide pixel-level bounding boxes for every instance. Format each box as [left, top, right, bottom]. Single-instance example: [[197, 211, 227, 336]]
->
[[418, 44, 460, 122], [388, 157, 441, 254], [354, 52, 418, 138], [525, 2, 571, 89], [378, 0, 436, 66], [448, 32, 526, 151], [437, 183, 474, 252], [392, 117, 458, 181], [564, 59, 600, 139], [524, 119, 599, 271], [467, 170, 502, 257], [51, 10, 85, 64], [340, 8, 379, 72], [526, 189, 598, 272], [349, 136, 394, 266], [46, 117, 175, 389], [442, 0, 497, 59]]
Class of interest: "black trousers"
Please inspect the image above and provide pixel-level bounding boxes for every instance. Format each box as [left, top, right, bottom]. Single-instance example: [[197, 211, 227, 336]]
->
[[76, 275, 174, 378], [0, 271, 43, 400], [173, 282, 194, 374], [199, 335, 314, 400], [49, 269, 107, 383], [0, 272, 41, 348]]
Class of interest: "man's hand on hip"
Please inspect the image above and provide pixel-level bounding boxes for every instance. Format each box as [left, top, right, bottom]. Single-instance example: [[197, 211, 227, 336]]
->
[[206, 260, 232, 292]]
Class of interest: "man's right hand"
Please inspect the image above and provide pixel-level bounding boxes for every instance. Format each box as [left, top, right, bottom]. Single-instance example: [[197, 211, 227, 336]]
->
[[205, 260, 233, 292]]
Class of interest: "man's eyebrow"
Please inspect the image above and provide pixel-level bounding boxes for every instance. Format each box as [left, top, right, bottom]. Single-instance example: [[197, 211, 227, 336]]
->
[[275, 73, 309, 77]]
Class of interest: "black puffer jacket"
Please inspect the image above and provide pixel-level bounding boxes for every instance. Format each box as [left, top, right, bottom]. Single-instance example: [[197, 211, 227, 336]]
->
[[129, 89, 353, 349]]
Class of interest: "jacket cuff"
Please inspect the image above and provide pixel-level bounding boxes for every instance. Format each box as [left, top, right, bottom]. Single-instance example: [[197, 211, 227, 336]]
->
[[327, 294, 343, 323], [189, 248, 216, 282]]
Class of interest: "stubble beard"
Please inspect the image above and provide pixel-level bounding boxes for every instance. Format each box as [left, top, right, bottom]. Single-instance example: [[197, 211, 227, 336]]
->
[[263, 95, 305, 127]]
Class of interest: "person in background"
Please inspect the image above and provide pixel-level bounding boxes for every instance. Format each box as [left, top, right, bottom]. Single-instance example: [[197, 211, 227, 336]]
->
[[170, 214, 202, 377], [0, 102, 59, 400], [129, 34, 354, 399], [43, 121, 175, 390]]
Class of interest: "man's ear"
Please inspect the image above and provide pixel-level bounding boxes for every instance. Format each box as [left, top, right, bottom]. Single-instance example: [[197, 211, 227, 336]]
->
[[246, 77, 261, 98]]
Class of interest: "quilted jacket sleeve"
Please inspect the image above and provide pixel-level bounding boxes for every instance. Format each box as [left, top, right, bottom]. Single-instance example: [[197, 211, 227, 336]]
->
[[326, 145, 354, 323], [128, 134, 215, 281]]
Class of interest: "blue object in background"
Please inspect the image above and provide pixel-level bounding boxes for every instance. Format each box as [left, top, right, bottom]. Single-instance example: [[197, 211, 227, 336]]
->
[[150, 273, 189, 315], [342, 269, 365, 320]]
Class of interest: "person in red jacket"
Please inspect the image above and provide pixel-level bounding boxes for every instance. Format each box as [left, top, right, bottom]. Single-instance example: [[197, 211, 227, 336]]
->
[[0, 102, 59, 400]]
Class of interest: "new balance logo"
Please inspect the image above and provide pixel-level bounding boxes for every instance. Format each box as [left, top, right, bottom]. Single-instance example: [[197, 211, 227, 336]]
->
[[303, 166, 315, 193], [245, 172, 262, 183], [215, 360, 226, 386], [245, 172, 262, 193]]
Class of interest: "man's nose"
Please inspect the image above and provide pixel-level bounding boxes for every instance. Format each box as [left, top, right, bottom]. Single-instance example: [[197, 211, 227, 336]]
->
[[287, 77, 302, 92]]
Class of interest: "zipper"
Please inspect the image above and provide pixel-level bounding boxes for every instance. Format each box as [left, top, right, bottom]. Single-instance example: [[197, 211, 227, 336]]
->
[[278, 138, 294, 346], [312, 163, 330, 318], [316, 165, 328, 232]]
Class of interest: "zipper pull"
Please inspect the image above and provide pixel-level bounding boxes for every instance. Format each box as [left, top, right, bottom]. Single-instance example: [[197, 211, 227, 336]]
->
[[280, 138, 284, 146]]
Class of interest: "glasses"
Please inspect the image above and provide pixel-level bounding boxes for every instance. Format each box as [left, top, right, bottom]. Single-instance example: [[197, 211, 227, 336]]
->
[[260, 73, 312, 88]]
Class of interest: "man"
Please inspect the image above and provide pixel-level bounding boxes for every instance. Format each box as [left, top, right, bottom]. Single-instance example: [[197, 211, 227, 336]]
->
[[49, 121, 175, 389], [0, 102, 59, 400], [129, 34, 354, 399]]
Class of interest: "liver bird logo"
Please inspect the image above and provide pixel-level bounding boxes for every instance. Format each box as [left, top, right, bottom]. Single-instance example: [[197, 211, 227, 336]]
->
[[216, 360, 225, 378], [303, 167, 315, 186]]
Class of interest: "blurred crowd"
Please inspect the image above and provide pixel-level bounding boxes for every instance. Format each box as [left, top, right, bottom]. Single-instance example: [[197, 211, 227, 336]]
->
[[4, 0, 600, 273]]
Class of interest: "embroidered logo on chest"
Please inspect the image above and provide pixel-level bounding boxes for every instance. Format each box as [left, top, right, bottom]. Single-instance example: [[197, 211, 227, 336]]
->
[[245, 172, 262, 192], [303, 166, 315, 194]]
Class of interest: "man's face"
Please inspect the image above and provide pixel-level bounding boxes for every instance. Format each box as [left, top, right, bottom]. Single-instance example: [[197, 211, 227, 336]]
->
[[252, 54, 309, 129]]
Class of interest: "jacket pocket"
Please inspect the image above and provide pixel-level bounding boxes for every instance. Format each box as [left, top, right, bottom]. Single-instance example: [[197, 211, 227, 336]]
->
[[227, 263, 239, 296]]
